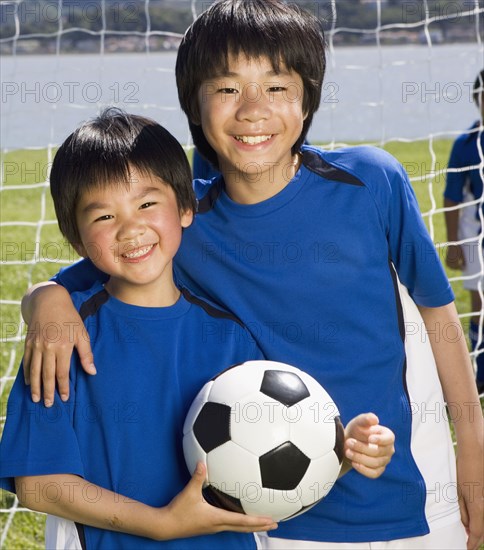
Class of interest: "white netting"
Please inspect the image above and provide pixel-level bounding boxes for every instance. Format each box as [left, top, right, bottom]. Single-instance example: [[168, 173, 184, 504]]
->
[[1, 0, 483, 547]]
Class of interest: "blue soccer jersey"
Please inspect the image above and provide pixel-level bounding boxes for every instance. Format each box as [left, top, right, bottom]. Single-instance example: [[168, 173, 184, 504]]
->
[[0, 283, 262, 550], [174, 145, 458, 542], [39, 145, 459, 543], [445, 121, 484, 208]]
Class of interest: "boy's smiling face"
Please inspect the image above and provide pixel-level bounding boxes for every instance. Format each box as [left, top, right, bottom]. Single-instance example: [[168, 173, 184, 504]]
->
[[75, 170, 192, 306], [197, 54, 307, 203]]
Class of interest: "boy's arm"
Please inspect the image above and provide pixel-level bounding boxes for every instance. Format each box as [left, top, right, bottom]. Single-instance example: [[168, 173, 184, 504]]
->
[[443, 198, 465, 270], [21, 282, 95, 406], [16, 466, 277, 540], [418, 302, 484, 550]]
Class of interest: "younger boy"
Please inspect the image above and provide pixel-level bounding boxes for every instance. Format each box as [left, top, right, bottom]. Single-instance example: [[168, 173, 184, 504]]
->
[[444, 69, 484, 394], [19, 1, 483, 549], [0, 109, 279, 549]]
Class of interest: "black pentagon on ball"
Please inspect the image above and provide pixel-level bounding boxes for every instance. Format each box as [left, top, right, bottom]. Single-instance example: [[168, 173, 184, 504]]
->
[[260, 441, 311, 490], [203, 485, 245, 514], [193, 402, 231, 453], [334, 415, 345, 463], [260, 370, 310, 407]]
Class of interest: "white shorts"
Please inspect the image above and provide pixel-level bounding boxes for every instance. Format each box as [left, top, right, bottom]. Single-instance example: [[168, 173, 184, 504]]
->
[[45, 515, 82, 550], [255, 520, 467, 550], [458, 201, 484, 291]]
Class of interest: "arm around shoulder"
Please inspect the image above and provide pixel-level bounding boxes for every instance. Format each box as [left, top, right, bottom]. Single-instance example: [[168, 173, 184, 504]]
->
[[21, 281, 95, 407]]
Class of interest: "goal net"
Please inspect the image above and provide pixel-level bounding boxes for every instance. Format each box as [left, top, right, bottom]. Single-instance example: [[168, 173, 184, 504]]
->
[[1, 0, 483, 547]]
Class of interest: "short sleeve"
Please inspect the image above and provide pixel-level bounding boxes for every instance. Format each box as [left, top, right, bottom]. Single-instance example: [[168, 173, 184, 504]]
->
[[0, 362, 85, 493], [385, 161, 454, 307]]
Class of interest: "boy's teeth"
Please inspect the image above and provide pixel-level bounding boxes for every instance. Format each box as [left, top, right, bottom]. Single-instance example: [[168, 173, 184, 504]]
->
[[123, 245, 153, 259], [235, 135, 272, 145]]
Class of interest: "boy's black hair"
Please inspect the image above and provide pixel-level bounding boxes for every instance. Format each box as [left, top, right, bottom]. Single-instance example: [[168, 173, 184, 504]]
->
[[176, 0, 326, 170], [473, 69, 484, 105], [50, 108, 196, 248]]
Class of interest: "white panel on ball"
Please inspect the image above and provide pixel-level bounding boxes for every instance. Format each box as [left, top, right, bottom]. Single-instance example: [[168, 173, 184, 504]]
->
[[207, 441, 263, 491], [209, 361, 267, 405], [230, 394, 291, 456], [289, 398, 337, 459]]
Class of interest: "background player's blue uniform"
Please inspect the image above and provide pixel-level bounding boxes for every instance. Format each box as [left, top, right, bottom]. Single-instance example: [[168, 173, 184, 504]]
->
[[445, 121, 484, 214], [34, 146, 459, 543], [444, 121, 484, 387], [0, 282, 262, 549]]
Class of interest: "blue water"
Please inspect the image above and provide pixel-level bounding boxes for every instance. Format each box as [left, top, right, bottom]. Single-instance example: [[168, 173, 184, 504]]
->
[[1, 43, 482, 150]]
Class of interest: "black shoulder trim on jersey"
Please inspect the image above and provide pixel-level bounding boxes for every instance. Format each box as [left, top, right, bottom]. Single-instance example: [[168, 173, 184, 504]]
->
[[79, 289, 110, 321], [181, 287, 244, 327], [387, 258, 410, 398], [197, 179, 224, 214], [302, 149, 364, 186], [387, 258, 405, 343]]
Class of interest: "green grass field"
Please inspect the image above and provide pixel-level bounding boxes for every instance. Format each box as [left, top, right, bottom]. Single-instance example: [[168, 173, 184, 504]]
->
[[0, 141, 481, 548]]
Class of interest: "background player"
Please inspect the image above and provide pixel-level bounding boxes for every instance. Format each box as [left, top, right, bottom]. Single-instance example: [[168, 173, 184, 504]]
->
[[444, 69, 484, 394]]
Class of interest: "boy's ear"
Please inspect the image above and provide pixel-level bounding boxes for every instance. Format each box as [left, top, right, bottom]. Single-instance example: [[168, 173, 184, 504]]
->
[[181, 209, 194, 228]]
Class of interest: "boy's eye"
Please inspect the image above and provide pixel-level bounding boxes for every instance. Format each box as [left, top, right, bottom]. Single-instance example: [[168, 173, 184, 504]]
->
[[140, 201, 156, 209], [268, 86, 286, 93], [219, 88, 239, 95], [94, 214, 113, 222]]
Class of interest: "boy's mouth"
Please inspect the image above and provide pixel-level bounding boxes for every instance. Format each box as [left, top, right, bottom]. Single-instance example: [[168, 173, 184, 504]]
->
[[234, 134, 272, 145], [122, 244, 155, 259]]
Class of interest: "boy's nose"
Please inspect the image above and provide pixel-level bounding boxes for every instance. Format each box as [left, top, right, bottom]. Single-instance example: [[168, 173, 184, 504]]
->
[[117, 218, 146, 241], [235, 84, 271, 122]]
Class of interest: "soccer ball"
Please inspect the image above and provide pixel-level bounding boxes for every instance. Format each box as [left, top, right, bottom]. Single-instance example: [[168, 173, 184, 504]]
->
[[183, 360, 345, 522]]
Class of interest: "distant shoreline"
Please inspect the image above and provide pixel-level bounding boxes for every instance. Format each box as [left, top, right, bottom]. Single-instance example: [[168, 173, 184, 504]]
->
[[1, 38, 479, 56]]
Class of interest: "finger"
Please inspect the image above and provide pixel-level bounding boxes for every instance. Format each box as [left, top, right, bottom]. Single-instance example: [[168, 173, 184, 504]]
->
[[368, 427, 395, 447], [23, 344, 32, 385], [28, 348, 43, 403], [221, 519, 278, 533], [346, 438, 380, 458], [350, 461, 385, 479], [215, 509, 278, 532], [364, 412, 379, 426], [55, 346, 73, 402], [190, 462, 208, 488], [182, 462, 209, 499], [351, 413, 379, 435], [76, 330, 96, 375], [345, 443, 392, 469], [41, 351, 57, 407]]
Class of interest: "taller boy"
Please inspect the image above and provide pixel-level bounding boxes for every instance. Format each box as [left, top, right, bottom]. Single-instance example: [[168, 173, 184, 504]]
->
[[174, 1, 482, 548], [22, 0, 483, 548]]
